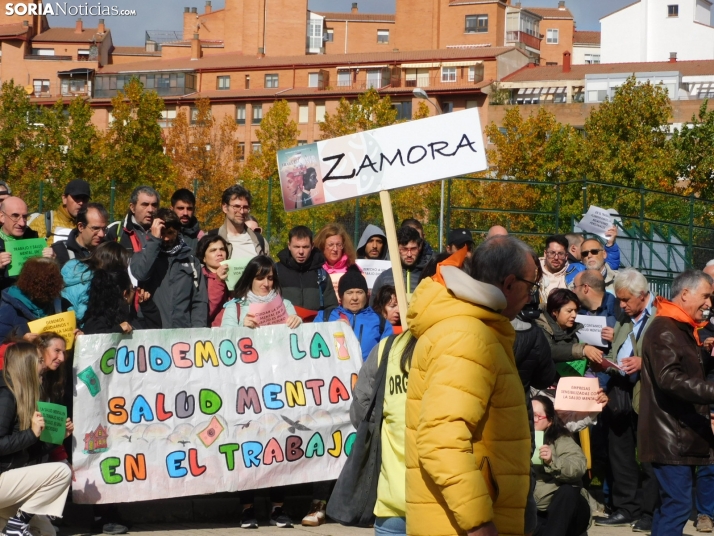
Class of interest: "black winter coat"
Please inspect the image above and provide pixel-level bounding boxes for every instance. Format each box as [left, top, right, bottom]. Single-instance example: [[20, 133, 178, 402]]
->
[[0, 375, 43, 474], [51, 228, 91, 267], [276, 248, 338, 314]]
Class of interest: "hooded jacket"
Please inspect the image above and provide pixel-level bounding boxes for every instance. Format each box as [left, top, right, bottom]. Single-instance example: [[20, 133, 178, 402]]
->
[[405, 266, 530, 536], [0, 227, 40, 291], [129, 236, 208, 328], [535, 311, 586, 364], [370, 250, 429, 306], [51, 228, 91, 267], [180, 216, 204, 255], [316, 304, 393, 361], [60, 260, 93, 323], [0, 287, 62, 341], [356, 224, 389, 260], [107, 212, 151, 253], [276, 247, 338, 314]]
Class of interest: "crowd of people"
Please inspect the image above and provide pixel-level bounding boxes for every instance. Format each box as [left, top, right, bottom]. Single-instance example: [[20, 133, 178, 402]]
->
[[1, 177, 714, 536]]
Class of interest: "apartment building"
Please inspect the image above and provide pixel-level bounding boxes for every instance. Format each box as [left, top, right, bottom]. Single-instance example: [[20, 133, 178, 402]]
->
[[527, 2, 574, 65]]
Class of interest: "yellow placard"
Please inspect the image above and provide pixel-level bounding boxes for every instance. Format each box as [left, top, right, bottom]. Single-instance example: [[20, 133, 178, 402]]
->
[[27, 311, 77, 350]]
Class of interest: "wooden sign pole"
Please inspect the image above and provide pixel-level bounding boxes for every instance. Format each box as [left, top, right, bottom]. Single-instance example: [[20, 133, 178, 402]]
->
[[380, 190, 409, 332]]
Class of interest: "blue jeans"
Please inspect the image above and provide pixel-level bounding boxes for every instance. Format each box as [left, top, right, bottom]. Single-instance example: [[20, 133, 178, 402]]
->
[[374, 517, 406, 536], [652, 464, 696, 535], [696, 465, 714, 517]]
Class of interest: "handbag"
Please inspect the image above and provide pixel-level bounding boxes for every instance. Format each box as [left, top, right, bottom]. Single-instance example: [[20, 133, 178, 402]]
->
[[326, 335, 396, 527]]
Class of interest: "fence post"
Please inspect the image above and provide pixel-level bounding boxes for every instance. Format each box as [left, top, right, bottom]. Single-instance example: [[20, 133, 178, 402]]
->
[[581, 177, 588, 218], [688, 193, 695, 266], [266, 175, 273, 240], [193, 179, 199, 195], [354, 197, 360, 246], [38, 182, 44, 213], [110, 180, 116, 222], [446, 178, 452, 240], [639, 185, 645, 269]]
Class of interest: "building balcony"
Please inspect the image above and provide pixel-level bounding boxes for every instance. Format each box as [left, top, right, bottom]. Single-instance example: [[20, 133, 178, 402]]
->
[[332, 74, 484, 91], [505, 31, 542, 51], [24, 54, 73, 61]]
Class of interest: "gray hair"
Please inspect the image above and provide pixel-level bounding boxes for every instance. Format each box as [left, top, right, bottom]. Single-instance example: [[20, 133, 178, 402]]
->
[[671, 269, 714, 299], [613, 268, 649, 296], [706, 259, 714, 267], [469, 235, 539, 286], [130, 185, 160, 206]]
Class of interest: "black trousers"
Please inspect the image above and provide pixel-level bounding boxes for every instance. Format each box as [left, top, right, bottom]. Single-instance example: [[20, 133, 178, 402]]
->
[[534, 485, 590, 536], [239, 487, 285, 506], [605, 405, 641, 518]]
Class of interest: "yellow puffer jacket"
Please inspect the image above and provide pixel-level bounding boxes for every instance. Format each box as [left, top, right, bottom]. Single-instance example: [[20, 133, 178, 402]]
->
[[405, 266, 530, 536]]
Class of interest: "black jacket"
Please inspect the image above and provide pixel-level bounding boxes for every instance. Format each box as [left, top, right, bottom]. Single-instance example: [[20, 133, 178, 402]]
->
[[107, 212, 151, 253], [0, 375, 41, 474], [51, 228, 91, 267], [276, 247, 338, 314], [370, 250, 429, 306], [0, 227, 40, 290], [180, 217, 203, 255]]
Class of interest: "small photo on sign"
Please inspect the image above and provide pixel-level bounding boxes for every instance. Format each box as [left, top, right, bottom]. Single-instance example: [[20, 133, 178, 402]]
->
[[278, 146, 325, 211]]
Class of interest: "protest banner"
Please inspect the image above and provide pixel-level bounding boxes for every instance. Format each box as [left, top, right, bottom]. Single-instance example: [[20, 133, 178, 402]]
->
[[248, 295, 289, 326], [71, 323, 362, 504], [5, 238, 47, 276], [277, 107, 487, 212], [554, 377, 603, 413], [28, 311, 77, 350], [575, 315, 607, 347], [578, 206, 613, 238], [220, 257, 252, 291], [355, 259, 391, 290], [37, 401, 67, 445]]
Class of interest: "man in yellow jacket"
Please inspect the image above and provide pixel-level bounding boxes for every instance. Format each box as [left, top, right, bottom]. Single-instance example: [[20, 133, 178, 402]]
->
[[30, 179, 90, 246], [406, 235, 540, 536]]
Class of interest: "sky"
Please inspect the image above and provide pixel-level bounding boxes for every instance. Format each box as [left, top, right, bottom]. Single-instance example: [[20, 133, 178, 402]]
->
[[47, 0, 636, 46]]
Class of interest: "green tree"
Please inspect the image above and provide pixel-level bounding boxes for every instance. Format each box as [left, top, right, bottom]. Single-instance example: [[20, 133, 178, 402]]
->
[[671, 100, 714, 198], [65, 97, 103, 193], [100, 78, 172, 211], [320, 88, 398, 138]]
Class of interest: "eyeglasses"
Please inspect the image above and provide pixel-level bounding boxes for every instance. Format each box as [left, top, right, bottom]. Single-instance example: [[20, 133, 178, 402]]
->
[[533, 414, 547, 422], [228, 204, 251, 212], [399, 246, 420, 255], [581, 248, 603, 259], [2, 211, 28, 223], [514, 275, 540, 296], [326, 243, 344, 250], [545, 251, 566, 259], [88, 225, 108, 234]]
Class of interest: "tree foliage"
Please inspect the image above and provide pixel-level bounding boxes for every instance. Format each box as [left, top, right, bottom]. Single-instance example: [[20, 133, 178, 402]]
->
[[320, 88, 398, 138], [671, 100, 714, 198]]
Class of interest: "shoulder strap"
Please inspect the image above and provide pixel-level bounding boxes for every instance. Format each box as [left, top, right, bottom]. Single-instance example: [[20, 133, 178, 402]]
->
[[379, 314, 386, 336], [45, 211, 53, 238], [256, 233, 266, 254], [363, 334, 396, 423], [67, 248, 75, 260]]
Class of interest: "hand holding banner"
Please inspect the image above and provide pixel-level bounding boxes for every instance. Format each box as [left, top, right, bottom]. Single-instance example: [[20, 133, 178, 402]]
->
[[220, 257, 252, 291], [28, 311, 77, 349], [554, 377, 604, 413], [5, 238, 47, 276], [248, 295, 289, 326], [575, 315, 607, 347], [578, 206, 613, 238]]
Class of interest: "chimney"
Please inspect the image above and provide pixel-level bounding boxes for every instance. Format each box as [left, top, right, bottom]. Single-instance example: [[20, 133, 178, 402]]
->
[[563, 51, 571, 72], [351, 2, 358, 12], [22, 20, 28, 27], [184, 6, 190, 12], [670, 51, 677, 62], [97, 18, 105, 33], [191, 33, 201, 60], [558, 1, 565, 9], [205, 1, 211, 14], [190, 7, 197, 13], [75, 18, 83, 33]]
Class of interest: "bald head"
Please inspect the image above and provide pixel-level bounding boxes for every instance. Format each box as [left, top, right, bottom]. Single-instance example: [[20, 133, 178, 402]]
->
[[0, 196, 28, 237], [487, 225, 509, 239]]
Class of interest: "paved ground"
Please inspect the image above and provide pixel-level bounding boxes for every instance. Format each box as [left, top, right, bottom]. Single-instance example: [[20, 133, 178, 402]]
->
[[58, 519, 700, 535]]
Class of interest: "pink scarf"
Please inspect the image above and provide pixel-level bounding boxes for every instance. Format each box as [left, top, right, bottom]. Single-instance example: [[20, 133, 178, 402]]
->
[[323, 254, 351, 274]]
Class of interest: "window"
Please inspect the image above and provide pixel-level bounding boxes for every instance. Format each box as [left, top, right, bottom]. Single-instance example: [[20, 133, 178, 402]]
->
[[315, 103, 326, 122], [392, 101, 412, 120], [366, 69, 383, 89], [546, 29, 559, 44], [325, 29, 334, 42], [297, 140, 308, 146], [236, 104, 246, 125], [337, 71, 351, 87], [190, 107, 199, 124], [217, 76, 230, 90], [298, 104, 309, 123], [466, 100, 478, 109], [238, 142, 245, 161], [668, 4, 678, 16], [468, 66, 476, 82], [584, 54, 601, 64], [265, 74, 278, 88], [252, 104, 263, 125], [61, 78, 87, 95], [465, 15, 488, 33], [245, 75, 250, 89], [377, 29, 389, 43], [405, 68, 430, 87], [77, 49, 90, 61], [587, 90, 608, 103], [158, 109, 177, 128], [308, 17, 323, 51], [32, 79, 50, 94], [442, 102, 454, 113], [308, 73, 320, 88], [441, 67, 457, 82], [31, 48, 54, 56], [251, 142, 261, 154]]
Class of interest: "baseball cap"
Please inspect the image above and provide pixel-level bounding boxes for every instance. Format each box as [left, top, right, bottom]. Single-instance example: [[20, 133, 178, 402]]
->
[[64, 179, 91, 198], [0, 181, 11, 195], [448, 228, 474, 247]]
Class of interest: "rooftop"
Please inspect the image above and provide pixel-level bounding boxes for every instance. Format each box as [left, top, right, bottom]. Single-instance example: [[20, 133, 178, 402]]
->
[[0, 23, 29, 39], [98, 46, 522, 74], [526, 6, 574, 20], [502, 59, 714, 82], [112, 46, 161, 56], [33, 27, 109, 43], [573, 31, 601, 45], [312, 11, 395, 23]]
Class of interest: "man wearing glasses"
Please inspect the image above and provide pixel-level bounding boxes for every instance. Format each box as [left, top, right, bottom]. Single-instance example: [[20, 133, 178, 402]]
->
[[0, 197, 53, 289], [538, 235, 570, 303], [371, 225, 427, 306], [208, 185, 267, 260], [51, 203, 109, 267], [581, 237, 618, 294]]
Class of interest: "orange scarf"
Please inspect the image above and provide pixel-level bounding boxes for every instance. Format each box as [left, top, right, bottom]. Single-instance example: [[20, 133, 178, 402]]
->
[[432, 246, 469, 287], [655, 296, 707, 345]]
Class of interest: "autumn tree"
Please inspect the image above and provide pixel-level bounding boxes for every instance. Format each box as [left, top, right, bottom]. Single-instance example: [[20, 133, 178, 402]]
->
[[164, 98, 242, 227], [100, 77, 172, 212], [671, 100, 714, 198], [320, 88, 398, 138]]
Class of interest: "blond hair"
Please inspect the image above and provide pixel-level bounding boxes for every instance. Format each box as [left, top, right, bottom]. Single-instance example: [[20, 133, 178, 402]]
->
[[314, 223, 356, 266], [3, 342, 41, 430]]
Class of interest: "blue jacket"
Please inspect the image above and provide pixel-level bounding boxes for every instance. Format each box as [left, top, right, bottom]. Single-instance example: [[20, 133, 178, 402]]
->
[[0, 287, 61, 341], [565, 242, 621, 285], [315, 305, 393, 361], [61, 260, 93, 323]]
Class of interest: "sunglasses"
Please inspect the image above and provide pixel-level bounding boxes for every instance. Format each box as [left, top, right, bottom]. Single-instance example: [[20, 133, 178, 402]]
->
[[581, 248, 603, 259]]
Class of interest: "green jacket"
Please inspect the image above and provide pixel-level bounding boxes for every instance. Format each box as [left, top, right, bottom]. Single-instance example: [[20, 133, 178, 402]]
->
[[533, 435, 587, 511], [606, 300, 657, 362]]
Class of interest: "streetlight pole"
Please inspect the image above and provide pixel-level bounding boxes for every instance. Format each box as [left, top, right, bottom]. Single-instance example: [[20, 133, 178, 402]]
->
[[413, 88, 445, 251]]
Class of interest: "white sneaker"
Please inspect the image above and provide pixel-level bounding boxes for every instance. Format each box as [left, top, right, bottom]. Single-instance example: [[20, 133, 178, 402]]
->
[[301, 501, 326, 527]]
